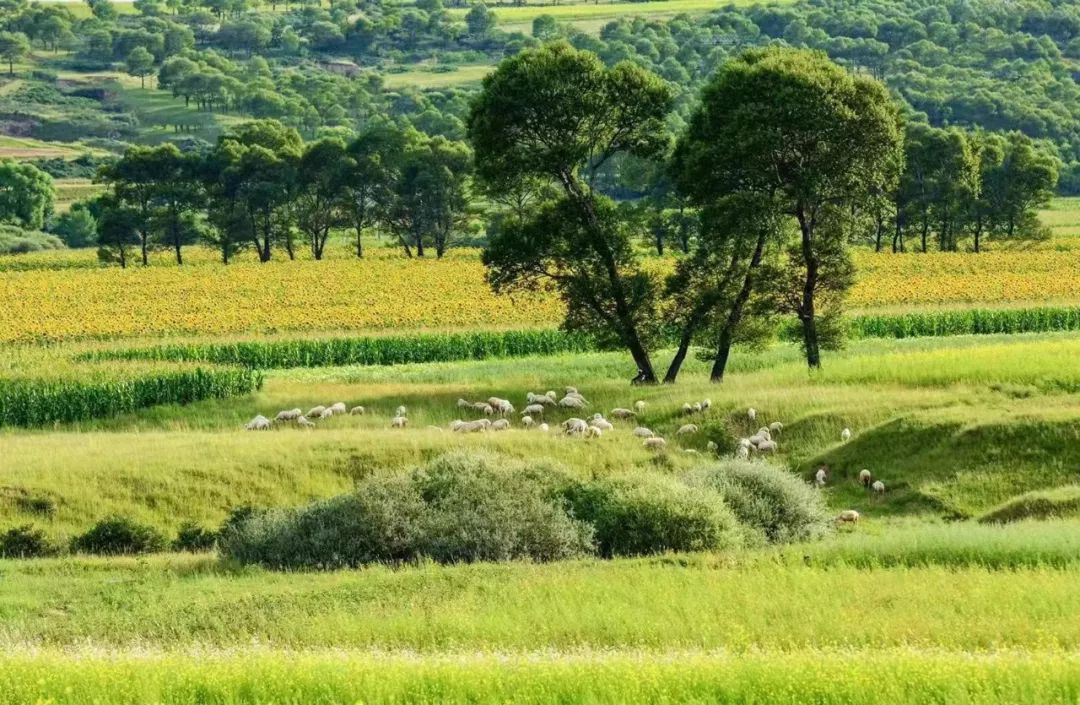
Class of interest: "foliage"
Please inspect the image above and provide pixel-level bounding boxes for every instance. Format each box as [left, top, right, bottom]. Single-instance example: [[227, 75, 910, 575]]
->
[[0, 224, 64, 254], [0, 160, 55, 230], [70, 515, 167, 555], [0, 524, 56, 558], [171, 521, 218, 552]]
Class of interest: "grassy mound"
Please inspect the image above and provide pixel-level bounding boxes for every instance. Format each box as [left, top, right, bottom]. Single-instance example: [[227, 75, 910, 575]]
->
[[979, 486, 1080, 524]]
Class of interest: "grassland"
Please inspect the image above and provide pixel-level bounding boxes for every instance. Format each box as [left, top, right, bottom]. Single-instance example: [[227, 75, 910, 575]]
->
[[383, 63, 494, 88]]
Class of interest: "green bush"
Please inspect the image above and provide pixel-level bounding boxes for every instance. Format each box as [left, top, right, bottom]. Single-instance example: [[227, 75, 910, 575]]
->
[[172, 522, 218, 552], [0, 525, 57, 559], [687, 460, 832, 545], [220, 452, 593, 569], [71, 516, 167, 555], [978, 486, 1080, 524], [563, 472, 742, 557], [0, 225, 65, 255]]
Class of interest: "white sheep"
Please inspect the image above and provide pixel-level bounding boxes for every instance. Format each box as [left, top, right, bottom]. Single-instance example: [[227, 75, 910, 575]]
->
[[681, 403, 694, 415], [350, 405, 366, 415], [692, 402, 703, 413], [643, 436, 667, 450], [701, 399, 712, 411], [329, 402, 347, 415], [735, 445, 750, 459], [297, 416, 316, 428], [521, 415, 535, 428], [707, 441, 719, 454], [841, 428, 852, 442], [559, 396, 587, 409], [396, 405, 407, 417], [545, 391, 557, 400], [815, 467, 828, 487], [757, 439, 778, 453], [634, 400, 646, 413], [610, 408, 636, 420], [527, 392, 556, 407], [306, 405, 326, 418], [523, 403, 545, 417], [757, 427, 772, 438], [274, 408, 302, 422], [676, 424, 699, 436], [748, 408, 757, 421], [563, 391, 589, 405], [769, 421, 784, 435], [836, 509, 860, 524], [452, 419, 490, 433], [632, 427, 655, 438], [562, 418, 588, 436], [748, 433, 768, 447], [318, 407, 335, 419], [245, 415, 271, 431], [481, 404, 495, 416], [585, 425, 602, 438], [391, 416, 407, 428], [590, 418, 614, 432], [872, 480, 886, 494], [858, 469, 872, 488], [457, 398, 472, 409], [491, 419, 511, 431], [539, 422, 550, 433], [565, 386, 578, 395], [738, 438, 753, 449]]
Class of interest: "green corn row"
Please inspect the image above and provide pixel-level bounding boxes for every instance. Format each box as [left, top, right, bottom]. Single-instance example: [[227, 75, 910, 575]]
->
[[83, 330, 595, 369], [0, 367, 263, 427], [849, 306, 1080, 339]]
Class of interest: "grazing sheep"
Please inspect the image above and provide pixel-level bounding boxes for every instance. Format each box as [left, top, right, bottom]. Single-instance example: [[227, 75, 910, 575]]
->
[[563, 391, 589, 405], [565, 386, 578, 395], [676, 424, 699, 436], [643, 436, 667, 450], [274, 408, 302, 422], [590, 418, 614, 432], [523, 403, 545, 417], [521, 415, 535, 428], [738, 438, 753, 449], [546, 391, 557, 400], [610, 408, 636, 420], [757, 439, 778, 453], [318, 407, 335, 419], [245, 415, 271, 431], [562, 418, 588, 436], [329, 402, 347, 415], [769, 421, 783, 435], [297, 416, 316, 428], [452, 419, 490, 433], [692, 402, 703, 413], [707, 441, 719, 453], [527, 393, 557, 407], [457, 398, 472, 409], [748, 433, 768, 447], [815, 466, 828, 487], [632, 427, 656, 438], [480, 404, 495, 416], [841, 428, 852, 442], [872, 480, 886, 494], [757, 427, 772, 438], [836, 509, 860, 524], [748, 408, 757, 421], [306, 405, 326, 418], [350, 405, 366, 415], [701, 399, 712, 411], [559, 396, 587, 410], [858, 469, 872, 488], [391, 416, 407, 429], [491, 419, 511, 431], [396, 405, 407, 417], [539, 422, 550, 433], [488, 398, 515, 415], [585, 425, 602, 438], [735, 445, 750, 459], [634, 400, 646, 413], [682, 403, 694, 415]]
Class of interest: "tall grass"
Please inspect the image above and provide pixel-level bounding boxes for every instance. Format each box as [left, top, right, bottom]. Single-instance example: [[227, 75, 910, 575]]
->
[[0, 649, 1075, 705], [849, 305, 1080, 339], [82, 330, 594, 369]]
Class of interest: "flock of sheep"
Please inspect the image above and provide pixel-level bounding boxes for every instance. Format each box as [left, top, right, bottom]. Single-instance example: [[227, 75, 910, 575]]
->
[[245, 390, 879, 524]]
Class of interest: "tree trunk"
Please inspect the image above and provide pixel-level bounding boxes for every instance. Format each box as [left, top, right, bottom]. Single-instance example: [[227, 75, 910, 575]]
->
[[710, 326, 735, 382], [140, 231, 149, 266], [355, 224, 364, 258], [710, 230, 768, 382], [797, 207, 821, 370], [663, 324, 696, 384]]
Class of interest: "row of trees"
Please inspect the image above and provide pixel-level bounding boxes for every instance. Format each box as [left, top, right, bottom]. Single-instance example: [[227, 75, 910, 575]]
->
[[471, 43, 904, 382], [91, 120, 472, 266]]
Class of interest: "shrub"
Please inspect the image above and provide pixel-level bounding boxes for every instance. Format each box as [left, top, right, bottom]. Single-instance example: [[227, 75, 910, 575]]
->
[[71, 516, 167, 555], [221, 452, 593, 569], [687, 460, 832, 545], [0, 225, 65, 255], [172, 522, 218, 552], [978, 486, 1080, 524], [563, 472, 742, 557], [0, 525, 56, 558]]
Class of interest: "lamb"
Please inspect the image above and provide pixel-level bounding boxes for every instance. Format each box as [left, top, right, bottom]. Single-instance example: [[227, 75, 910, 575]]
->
[[562, 418, 588, 435], [350, 405, 366, 415], [748, 408, 757, 421], [676, 424, 699, 436], [836, 509, 860, 524], [297, 416, 316, 428], [871, 480, 886, 494], [814, 466, 828, 487], [756, 439, 778, 453], [539, 423, 550, 433], [643, 436, 667, 450], [590, 418, 614, 432], [858, 469, 872, 488], [841, 428, 852, 442], [768, 421, 783, 435], [523, 403, 546, 417], [391, 416, 407, 428], [328, 402, 347, 415], [396, 405, 408, 417], [632, 427, 656, 438], [634, 400, 646, 413], [609, 408, 636, 420], [585, 425, 602, 438], [274, 408, 302, 422], [521, 415, 535, 428], [306, 405, 327, 418], [245, 415, 271, 431], [491, 419, 511, 431], [558, 396, 587, 409]]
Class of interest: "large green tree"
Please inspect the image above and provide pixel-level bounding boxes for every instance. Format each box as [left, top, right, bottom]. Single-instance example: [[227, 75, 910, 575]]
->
[[469, 42, 672, 383], [0, 31, 30, 76], [0, 160, 54, 230], [674, 47, 903, 369]]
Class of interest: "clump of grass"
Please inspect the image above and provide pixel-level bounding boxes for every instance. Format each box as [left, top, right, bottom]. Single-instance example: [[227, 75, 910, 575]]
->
[[979, 487, 1080, 524]]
